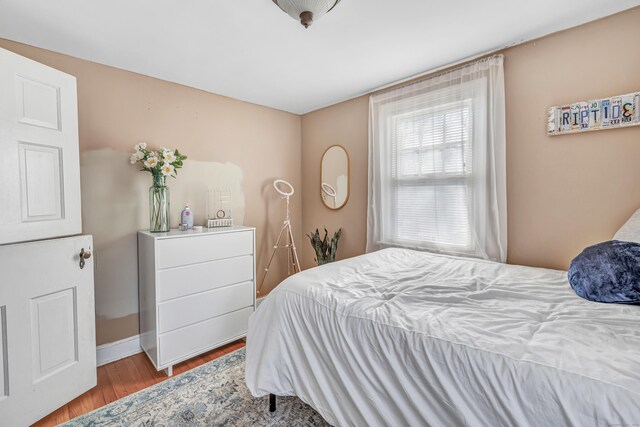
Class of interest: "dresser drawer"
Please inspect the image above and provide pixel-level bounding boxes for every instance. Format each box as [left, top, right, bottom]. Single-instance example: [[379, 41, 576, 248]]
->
[[158, 281, 253, 333], [159, 306, 252, 365], [157, 230, 253, 269], [157, 255, 253, 302]]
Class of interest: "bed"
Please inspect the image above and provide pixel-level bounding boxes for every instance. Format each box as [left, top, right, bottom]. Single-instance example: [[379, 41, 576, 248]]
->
[[245, 248, 640, 426]]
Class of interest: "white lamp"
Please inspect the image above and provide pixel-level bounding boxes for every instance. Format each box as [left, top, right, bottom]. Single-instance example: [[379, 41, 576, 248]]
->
[[272, 0, 341, 28], [258, 179, 301, 295]]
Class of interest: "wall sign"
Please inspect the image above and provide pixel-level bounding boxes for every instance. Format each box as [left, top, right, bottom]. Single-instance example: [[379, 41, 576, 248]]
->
[[547, 91, 640, 136]]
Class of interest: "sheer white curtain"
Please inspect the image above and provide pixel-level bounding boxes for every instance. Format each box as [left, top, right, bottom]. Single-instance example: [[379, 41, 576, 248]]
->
[[367, 55, 506, 262]]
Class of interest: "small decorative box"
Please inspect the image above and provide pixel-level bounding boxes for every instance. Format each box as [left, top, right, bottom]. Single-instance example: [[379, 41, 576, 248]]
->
[[207, 218, 234, 228]]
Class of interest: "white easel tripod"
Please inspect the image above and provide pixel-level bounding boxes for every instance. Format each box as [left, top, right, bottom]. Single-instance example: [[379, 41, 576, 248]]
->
[[257, 179, 301, 295]]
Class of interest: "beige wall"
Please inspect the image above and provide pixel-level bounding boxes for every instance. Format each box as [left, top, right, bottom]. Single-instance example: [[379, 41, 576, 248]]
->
[[301, 97, 368, 269], [301, 7, 640, 271], [504, 7, 640, 269], [0, 39, 302, 345]]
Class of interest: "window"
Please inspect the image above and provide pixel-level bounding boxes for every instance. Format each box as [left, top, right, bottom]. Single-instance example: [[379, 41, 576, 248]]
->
[[367, 56, 507, 261], [392, 100, 473, 251]]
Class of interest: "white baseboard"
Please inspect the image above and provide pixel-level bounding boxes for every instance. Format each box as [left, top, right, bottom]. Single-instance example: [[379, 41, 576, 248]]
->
[[256, 297, 266, 308], [96, 334, 142, 367]]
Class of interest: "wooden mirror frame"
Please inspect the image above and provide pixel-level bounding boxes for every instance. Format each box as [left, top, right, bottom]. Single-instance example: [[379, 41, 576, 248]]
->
[[320, 145, 350, 210]]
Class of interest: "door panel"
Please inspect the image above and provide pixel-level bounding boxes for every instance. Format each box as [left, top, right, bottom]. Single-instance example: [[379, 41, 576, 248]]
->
[[0, 235, 96, 426], [30, 288, 78, 383], [0, 47, 81, 245], [19, 142, 64, 221], [15, 76, 61, 130]]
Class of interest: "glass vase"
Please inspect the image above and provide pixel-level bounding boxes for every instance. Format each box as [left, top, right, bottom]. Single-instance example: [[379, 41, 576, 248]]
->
[[149, 174, 170, 232]]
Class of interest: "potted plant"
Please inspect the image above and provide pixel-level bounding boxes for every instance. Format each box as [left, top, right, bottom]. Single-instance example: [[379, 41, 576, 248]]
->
[[307, 228, 342, 265]]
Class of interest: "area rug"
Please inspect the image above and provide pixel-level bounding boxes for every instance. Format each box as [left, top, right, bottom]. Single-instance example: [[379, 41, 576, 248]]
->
[[63, 348, 330, 426]]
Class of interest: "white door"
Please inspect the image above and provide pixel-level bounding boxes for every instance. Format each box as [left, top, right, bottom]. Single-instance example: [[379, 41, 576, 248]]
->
[[0, 46, 81, 245], [0, 235, 96, 426], [0, 48, 95, 425]]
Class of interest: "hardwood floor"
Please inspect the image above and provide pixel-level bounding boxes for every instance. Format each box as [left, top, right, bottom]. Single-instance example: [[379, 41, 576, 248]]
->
[[32, 339, 246, 427]]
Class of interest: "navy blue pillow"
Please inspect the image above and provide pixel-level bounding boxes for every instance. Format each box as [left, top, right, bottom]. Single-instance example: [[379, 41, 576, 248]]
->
[[568, 240, 640, 303]]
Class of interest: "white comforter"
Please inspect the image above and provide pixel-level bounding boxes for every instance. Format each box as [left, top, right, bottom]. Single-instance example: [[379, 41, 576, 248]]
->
[[245, 248, 640, 426]]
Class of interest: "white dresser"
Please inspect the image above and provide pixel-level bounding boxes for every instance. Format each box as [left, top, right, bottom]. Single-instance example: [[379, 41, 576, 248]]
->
[[138, 226, 255, 375]]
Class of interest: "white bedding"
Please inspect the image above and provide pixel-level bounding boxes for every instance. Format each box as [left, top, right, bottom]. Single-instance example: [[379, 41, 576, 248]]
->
[[245, 248, 640, 426]]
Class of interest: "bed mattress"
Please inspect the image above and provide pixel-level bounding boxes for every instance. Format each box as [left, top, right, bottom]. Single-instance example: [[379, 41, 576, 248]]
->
[[245, 248, 640, 426]]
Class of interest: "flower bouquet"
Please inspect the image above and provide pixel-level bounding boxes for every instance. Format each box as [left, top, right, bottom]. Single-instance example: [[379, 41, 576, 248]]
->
[[130, 143, 187, 232]]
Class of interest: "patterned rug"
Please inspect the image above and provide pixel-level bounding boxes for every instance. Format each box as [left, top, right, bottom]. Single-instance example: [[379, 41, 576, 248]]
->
[[63, 348, 330, 426]]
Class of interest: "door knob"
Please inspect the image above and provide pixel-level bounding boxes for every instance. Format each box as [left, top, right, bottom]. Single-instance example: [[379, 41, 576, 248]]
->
[[79, 248, 92, 269]]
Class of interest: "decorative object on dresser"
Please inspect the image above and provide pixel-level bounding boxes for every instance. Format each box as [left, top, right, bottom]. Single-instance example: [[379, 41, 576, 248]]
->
[[129, 143, 188, 232], [547, 91, 640, 135], [206, 187, 234, 228], [307, 227, 342, 265], [180, 204, 194, 229], [138, 226, 256, 376], [257, 179, 301, 295]]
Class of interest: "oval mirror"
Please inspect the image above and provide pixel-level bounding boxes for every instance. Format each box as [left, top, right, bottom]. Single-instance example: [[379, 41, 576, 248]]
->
[[321, 145, 349, 209]]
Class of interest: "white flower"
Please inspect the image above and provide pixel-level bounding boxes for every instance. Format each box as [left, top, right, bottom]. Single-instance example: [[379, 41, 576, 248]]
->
[[162, 150, 176, 163], [144, 156, 159, 169], [160, 163, 175, 176], [129, 152, 142, 164], [135, 142, 147, 151]]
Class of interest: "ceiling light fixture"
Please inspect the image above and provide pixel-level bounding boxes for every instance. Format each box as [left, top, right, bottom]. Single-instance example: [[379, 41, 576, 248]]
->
[[272, 0, 341, 28]]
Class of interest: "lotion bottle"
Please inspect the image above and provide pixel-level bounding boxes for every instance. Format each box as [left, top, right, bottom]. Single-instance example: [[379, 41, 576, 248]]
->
[[181, 204, 193, 229]]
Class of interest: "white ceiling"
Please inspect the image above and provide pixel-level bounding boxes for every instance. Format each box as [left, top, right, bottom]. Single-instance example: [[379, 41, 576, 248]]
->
[[1, 0, 638, 114]]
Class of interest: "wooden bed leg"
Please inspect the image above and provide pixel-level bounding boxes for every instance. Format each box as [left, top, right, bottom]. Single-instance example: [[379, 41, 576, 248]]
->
[[269, 394, 276, 412]]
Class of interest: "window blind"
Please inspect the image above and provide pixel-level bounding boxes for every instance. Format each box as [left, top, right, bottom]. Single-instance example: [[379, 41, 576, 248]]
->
[[390, 101, 473, 250]]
